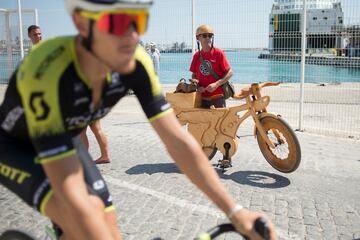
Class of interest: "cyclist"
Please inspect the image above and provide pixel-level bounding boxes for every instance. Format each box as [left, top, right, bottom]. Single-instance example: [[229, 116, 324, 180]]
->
[[0, 0, 276, 239]]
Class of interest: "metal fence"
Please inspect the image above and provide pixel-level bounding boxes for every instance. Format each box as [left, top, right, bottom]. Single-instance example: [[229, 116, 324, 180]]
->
[[141, 0, 360, 139], [0, 0, 359, 138], [0, 8, 37, 83]]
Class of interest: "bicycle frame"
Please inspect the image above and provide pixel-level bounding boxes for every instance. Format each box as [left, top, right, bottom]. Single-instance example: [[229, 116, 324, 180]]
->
[[167, 82, 280, 160]]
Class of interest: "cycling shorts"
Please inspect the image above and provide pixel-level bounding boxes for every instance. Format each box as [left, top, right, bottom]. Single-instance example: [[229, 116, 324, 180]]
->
[[0, 130, 113, 215]]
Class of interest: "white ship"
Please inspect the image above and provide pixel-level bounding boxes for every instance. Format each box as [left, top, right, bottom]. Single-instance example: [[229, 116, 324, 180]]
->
[[268, 0, 344, 52]]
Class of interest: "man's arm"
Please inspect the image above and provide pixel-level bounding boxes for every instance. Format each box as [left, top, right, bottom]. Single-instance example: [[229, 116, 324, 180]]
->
[[205, 68, 233, 93], [42, 155, 115, 239], [150, 112, 276, 239], [217, 68, 233, 86]]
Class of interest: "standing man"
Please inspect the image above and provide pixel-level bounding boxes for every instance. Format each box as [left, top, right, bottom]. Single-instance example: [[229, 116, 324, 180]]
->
[[190, 24, 233, 108], [27, 25, 42, 45], [150, 42, 160, 74]]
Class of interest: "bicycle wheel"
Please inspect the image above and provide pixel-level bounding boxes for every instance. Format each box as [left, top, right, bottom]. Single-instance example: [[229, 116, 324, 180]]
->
[[256, 116, 301, 173], [203, 147, 217, 160], [0, 230, 35, 240]]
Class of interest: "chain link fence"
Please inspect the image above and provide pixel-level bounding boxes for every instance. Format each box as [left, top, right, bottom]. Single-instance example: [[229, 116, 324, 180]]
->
[[142, 0, 360, 139], [0, 8, 37, 83], [0, 1, 359, 138]]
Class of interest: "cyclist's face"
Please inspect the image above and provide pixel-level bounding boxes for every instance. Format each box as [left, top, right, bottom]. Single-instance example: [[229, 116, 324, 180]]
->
[[92, 21, 139, 73], [74, 11, 140, 73]]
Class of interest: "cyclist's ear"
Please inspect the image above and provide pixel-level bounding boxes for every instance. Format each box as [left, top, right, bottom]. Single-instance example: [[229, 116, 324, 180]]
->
[[72, 10, 90, 38]]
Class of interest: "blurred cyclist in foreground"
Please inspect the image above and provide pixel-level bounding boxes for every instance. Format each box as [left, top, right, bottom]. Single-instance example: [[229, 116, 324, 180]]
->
[[0, 0, 276, 239]]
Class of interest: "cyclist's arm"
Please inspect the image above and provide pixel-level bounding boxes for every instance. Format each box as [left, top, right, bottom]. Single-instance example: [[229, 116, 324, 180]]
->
[[151, 113, 277, 240], [42, 155, 115, 239]]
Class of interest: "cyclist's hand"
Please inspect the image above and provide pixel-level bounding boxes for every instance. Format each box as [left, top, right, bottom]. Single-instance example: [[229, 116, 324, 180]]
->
[[231, 208, 277, 240]]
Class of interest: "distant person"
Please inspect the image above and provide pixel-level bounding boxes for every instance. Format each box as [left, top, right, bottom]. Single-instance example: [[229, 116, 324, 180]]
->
[[145, 43, 151, 55], [345, 38, 352, 58], [80, 120, 110, 164], [150, 42, 160, 74], [150, 41, 161, 58], [27, 25, 42, 45], [189, 24, 233, 108]]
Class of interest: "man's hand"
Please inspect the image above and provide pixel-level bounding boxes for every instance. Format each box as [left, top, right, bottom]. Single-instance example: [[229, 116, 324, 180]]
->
[[231, 208, 277, 240], [204, 81, 220, 93]]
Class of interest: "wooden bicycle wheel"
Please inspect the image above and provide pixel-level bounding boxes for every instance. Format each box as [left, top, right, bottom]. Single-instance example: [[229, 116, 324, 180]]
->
[[256, 116, 301, 173], [203, 147, 218, 160]]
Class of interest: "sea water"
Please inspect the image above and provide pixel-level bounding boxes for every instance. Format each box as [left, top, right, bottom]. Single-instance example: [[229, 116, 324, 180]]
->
[[158, 51, 360, 84], [1, 51, 359, 84]]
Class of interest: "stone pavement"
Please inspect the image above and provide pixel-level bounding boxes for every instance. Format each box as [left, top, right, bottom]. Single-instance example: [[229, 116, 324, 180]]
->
[[0, 90, 360, 240]]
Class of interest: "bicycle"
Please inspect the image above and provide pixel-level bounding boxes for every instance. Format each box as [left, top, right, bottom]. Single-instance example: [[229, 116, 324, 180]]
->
[[0, 225, 59, 240], [195, 217, 270, 240], [0, 220, 269, 240], [0, 230, 35, 240], [166, 82, 301, 173]]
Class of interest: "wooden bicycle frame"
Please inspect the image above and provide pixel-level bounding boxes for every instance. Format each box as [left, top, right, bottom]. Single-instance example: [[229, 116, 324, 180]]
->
[[167, 83, 278, 159]]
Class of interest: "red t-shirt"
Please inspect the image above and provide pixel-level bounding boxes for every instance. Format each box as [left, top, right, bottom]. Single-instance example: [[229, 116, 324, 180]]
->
[[190, 48, 231, 98]]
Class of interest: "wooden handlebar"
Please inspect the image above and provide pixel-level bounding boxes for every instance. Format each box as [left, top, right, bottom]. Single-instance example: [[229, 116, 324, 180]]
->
[[233, 82, 280, 99]]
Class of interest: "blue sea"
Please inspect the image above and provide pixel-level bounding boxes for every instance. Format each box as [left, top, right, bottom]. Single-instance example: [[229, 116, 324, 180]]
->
[[157, 51, 360, 84], [1, 51, 359, 84]]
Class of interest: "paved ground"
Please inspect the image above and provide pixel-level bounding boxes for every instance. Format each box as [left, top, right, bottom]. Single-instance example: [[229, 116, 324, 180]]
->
[[0, 88, 360, 240]]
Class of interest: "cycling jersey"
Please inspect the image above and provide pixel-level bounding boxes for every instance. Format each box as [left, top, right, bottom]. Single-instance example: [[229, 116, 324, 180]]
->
[[0, 36, 172, 213]]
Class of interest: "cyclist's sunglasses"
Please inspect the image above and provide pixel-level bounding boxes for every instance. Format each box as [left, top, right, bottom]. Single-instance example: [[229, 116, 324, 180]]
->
[[80, 9, 149, 36], [198, 33, 214, 39]]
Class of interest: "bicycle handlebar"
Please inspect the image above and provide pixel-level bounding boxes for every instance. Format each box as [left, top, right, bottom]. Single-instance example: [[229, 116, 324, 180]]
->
[[233, 82, 280, 100], [195, 217, 270, 240]]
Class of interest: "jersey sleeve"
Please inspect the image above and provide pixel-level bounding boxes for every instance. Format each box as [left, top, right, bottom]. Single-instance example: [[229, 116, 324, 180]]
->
[[124, 46, 172, 122], [16, 38, 76, 164]]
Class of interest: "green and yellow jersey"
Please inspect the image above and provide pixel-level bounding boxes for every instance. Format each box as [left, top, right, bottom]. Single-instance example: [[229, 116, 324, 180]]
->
[[0, 36, 172, 164]]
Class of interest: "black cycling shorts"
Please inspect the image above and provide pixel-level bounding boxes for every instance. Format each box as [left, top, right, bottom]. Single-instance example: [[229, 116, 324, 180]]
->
[[0, 130, 113, 214]]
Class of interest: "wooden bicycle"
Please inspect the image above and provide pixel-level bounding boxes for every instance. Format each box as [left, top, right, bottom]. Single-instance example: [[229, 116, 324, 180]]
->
[[166, 82, 301, 173]]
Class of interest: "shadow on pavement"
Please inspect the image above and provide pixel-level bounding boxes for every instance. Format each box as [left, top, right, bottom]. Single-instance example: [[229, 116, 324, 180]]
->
[[126, 164, 289, 189], [126, 163, 180, 175], [219, 170, 290, 189]]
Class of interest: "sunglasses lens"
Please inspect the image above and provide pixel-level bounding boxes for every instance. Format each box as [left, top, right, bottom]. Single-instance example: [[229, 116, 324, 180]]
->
[[96, 11, 148, 36], [202, 33, 213, 38]]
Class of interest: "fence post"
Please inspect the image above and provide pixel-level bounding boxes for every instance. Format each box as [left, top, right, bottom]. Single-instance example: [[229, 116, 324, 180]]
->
[[298, 0, 307, 131], [34, 8, 38, 26], [5, 11, 14, 78], [17, 0, 24, 59], [191, 0, 196, 55]]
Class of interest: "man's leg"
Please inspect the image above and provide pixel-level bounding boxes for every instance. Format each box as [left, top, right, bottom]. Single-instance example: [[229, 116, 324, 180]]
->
[[79, 127, 90, 150], [89, 120, 110, 164]]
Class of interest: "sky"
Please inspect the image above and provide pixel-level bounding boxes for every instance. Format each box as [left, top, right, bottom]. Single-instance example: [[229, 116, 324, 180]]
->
[[1, 0, 359, 49]]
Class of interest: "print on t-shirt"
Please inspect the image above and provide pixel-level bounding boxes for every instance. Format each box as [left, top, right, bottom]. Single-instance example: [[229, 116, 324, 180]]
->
[[200, 60, 212, 76]]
